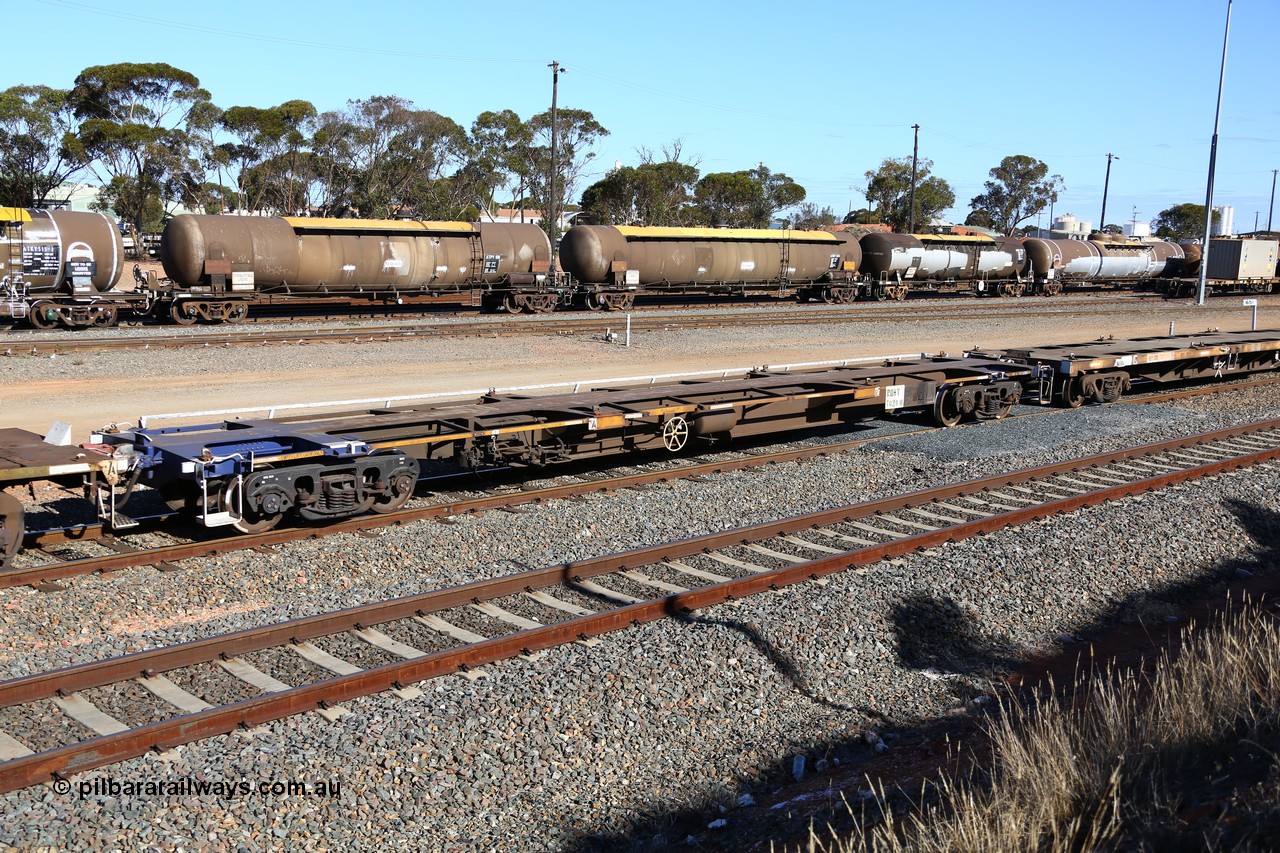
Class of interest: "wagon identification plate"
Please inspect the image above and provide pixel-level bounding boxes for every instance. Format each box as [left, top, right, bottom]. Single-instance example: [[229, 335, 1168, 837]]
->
[[884, 385, 906, 410], [22, 244, 59, 276], [483, 254, 501, 274]]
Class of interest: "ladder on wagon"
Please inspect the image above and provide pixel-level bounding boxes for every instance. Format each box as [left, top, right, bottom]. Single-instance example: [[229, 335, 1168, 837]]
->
[[777, 234, 791, 297], [1, 215, 28, 320], [468, 232, 484, 307]]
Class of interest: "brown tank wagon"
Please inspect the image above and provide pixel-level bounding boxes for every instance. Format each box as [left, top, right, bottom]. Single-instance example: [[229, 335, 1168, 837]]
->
[[161, 215, 559, 314], [557, 225, 863, 308]]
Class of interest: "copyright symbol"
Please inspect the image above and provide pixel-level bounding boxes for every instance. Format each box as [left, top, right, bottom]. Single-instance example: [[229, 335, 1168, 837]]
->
[[52, 778, 71, 796]]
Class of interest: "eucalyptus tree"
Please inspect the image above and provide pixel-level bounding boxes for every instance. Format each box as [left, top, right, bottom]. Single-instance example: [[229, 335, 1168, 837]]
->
[[692, 165, 805, 228], [863, 157, 954, 232], [0, 84, 87, 207], [525, 107, 608, 238], [219, 99, 316, 214], [968, 155, 1064, 235], [65, 62, 211, 231]]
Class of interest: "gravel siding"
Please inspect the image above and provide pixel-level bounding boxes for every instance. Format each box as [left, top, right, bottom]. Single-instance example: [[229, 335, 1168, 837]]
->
[[0, 330, 1278, 849]]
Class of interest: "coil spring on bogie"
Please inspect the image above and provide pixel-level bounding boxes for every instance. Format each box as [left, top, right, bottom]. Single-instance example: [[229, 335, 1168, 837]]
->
[[316, 476, 360, 513]]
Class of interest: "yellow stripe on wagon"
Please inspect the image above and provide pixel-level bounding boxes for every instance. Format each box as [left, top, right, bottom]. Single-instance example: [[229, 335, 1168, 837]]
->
[[614, 226, 841, 242], [283, 217, 477, 233]]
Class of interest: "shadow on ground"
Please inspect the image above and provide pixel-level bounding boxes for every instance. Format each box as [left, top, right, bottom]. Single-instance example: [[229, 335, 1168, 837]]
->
[[560, 498, 1280, 852]]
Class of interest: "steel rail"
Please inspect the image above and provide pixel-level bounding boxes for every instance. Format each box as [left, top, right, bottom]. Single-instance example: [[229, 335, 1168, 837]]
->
[[0, 419, 1276, 791], [0, 436, 892, 589], [1, 299, 1163, 355]]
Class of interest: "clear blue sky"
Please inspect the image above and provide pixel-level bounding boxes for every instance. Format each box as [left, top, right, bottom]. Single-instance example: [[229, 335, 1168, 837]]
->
[[11, 0, 1280, 230]]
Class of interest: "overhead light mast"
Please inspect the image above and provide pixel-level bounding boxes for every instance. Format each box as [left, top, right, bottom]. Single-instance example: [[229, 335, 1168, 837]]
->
[[1197, 0, 1233, 306]]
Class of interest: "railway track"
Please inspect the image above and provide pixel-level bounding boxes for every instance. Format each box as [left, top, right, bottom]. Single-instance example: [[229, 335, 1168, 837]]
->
[[8, 376, 1279, 590], [0, 419, 1276, 793], [0, 296, 1172, 355]]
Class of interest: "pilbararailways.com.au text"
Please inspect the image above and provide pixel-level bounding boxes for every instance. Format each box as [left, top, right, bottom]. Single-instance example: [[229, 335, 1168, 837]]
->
[[59, 777, 342, 800]]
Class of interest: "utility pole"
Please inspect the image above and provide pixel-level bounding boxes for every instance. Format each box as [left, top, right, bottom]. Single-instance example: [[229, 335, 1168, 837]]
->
[[1197, 0, 1232, 306], [908, 124, 920, 233], [547, 60, 564, 275], [1100, 153, 1118, 232], [1269, 169, 1277, 231]]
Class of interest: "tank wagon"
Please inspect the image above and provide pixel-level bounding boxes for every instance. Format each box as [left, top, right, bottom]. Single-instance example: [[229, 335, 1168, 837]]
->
[[1023, 234, 1185, 295], [858, 233, 1030, 299], [0, 208, 127, 328], [3, 204, 1274, 329], [161, 215, 560, 315], [557, 225, 862, 308]]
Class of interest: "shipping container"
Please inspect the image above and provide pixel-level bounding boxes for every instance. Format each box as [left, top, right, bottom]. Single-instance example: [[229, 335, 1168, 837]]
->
[[1205, 238, 1278, 280]]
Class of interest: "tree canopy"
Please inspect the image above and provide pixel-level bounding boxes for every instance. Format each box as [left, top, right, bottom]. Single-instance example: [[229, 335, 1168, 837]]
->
[[580, 158, 807, 229], [66, 62, 212, 231], [691, 165, 805, 228], [863, 157, 954, 232], [1153, 203, 1220, 240], [0, 85, 85, 207], [4, 62, 839, 239], [967, 155, 1063, 235]]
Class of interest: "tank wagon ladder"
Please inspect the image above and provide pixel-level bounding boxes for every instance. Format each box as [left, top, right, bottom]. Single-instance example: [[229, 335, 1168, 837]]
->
[[778, 237, 791, 297], [1, 215, 29, 321], [468, 233, 485, 308]]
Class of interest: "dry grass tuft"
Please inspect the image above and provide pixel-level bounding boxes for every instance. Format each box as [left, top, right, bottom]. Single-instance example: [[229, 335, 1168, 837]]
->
[[800, 596, 1280, 852]]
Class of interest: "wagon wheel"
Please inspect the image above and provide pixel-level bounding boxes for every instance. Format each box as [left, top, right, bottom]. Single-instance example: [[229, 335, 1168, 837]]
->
[[502, 293, 523, 314], [1057, 377, 1086, 409], [661, 416, 690, 452], [28, 301, 59, 330], [933, 388, 963, 427], [0, 491, 24, 564], [370, 457, 419, 514], [169, 301, 198, 325], [221, 479, 285, 534], [584, 292, 605, 311], [92, 305, 119, 327], [224, 302, 249, 324]]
